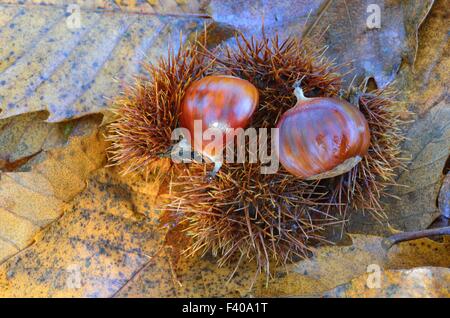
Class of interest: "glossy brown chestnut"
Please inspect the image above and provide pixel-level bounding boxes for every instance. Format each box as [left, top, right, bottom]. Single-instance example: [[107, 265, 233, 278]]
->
[[179, 75, 259, 177], [275, 87, 370, 180]]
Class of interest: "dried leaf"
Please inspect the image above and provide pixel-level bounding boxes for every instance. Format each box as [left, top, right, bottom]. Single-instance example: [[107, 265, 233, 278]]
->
[[0, 0, 447, 298], [306, 0, 434, 87], [0, 168, 166, 297], [206, 0, 317, 36], [1, 167, 448, 296], [348, 0, 450, 234], [0, 0, 210, 122], [0, 112, 103, 169], [0, 117, 106, 263], [207, 0, 434, 87], [323, 267, 450, 297], [287, 234, 450, 296], [115, 234, 450, 297]]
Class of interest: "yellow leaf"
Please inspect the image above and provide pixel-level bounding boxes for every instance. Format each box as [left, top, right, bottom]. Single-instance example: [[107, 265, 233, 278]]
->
[[115, 234, 449, 297], [0, 168, 167, 297], [323, 267, 450, 298], [0, 116, 106, 264], [0, 1, 210, 122]]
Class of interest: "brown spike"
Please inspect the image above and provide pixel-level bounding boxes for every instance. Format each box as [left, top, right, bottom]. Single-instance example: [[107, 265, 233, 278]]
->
[[107, 31, 407, 283]]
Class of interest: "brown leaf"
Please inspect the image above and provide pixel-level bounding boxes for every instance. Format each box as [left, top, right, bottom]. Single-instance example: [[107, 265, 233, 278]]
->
[[0, 0, 210, 122], [323, 267, 450, 297], [308, 0, 434, 87], [0, 116, 106, 264], [207, 0, 317, 36], [348, 0, 450, 234], [0, 112, 104, 170], [1, 161, 448, 297], [0, 0, 434, 122], [0, 0, 446, 298], [207, 0, 434, 87], [286, 234, 450, 296], [0, 168, 166, 297], [114, 234, 450, 297]]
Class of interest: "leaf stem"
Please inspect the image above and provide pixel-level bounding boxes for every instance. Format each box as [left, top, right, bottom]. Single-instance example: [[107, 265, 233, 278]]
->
[[382, 226, 450, 249]]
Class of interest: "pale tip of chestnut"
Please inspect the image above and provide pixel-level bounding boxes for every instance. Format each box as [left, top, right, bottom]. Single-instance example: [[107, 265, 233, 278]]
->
[[305, 155, 362, 180], [294, 86, 308, 102], [293, 78, 309, 102]]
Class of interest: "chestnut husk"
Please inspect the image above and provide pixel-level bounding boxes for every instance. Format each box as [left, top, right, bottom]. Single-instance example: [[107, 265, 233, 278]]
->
[[107, 31, 407, 279]]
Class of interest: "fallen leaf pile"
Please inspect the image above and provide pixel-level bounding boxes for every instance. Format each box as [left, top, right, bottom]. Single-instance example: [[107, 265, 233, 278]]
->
[[0, 0, 448, 297]]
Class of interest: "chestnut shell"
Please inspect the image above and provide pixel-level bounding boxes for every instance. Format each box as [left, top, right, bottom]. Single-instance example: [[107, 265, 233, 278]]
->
[[275, 97, 370, 180], [179, 75, 259, 157]]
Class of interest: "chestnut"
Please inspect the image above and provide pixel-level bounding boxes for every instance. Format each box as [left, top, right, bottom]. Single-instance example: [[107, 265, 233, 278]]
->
[[275, 85, 370, 180], [177, 75, 259, 178]]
